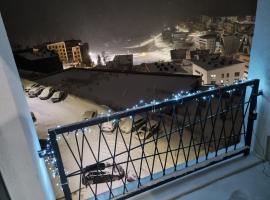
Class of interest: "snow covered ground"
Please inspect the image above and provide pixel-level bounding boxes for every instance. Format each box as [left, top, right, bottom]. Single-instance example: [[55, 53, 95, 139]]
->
[[21, 70, 202, 199]]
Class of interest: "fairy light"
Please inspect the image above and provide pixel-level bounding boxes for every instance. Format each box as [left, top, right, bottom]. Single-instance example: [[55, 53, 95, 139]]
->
[[41, 79, 246, 191]]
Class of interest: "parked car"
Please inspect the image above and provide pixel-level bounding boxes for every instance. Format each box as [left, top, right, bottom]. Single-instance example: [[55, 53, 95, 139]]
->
[[28, 86, 45, 98], [119, 114, 147, 134], [25, 83, 40, 92], [39, 87, 55, 100], [82, 162, 125, 185], [98, 105, 117, 133], [136, 120, 160, 140], [50, 91, 67, 103], [82, 110, 98, 120]]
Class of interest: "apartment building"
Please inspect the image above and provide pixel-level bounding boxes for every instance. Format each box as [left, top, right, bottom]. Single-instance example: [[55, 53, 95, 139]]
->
[[194, 33, 217, 53], [46, 40, 91, 66], [192, 54, 248, 85]]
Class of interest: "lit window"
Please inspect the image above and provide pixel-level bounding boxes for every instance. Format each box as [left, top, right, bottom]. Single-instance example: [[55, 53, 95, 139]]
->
[[210, 74, 216, 79]]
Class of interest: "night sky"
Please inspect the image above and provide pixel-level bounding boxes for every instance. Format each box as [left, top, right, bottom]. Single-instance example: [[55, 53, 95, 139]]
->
[[0, 0, 257, 51]]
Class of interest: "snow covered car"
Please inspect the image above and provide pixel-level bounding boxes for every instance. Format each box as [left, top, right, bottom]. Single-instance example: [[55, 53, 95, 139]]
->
[[50, 91, 67, 103], [136, 120, 160, 140], [119, 115, 147, 134], [25, 83, 40, 92], [39, 87, 55, 100], [82, 163, 125, 185], [98, 105, 117, 133], [28, 86, 45, 98], [82, 110, 98, 120]]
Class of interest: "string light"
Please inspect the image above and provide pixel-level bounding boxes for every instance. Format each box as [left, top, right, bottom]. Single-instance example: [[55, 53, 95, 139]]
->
[[40, 79, 246, 191]]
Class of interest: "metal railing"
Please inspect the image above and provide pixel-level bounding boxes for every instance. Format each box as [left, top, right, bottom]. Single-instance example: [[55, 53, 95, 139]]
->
[[45, 79, 259, 200]]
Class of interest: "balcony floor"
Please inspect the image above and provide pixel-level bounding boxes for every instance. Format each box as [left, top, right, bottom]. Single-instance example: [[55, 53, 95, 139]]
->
[[179, 160, 270, 200], [130, 155, 270, 200]]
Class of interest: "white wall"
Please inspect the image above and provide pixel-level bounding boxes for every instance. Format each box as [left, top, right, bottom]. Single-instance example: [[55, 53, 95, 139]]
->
[[192, 62, 247, 85], [248, 0, 270, 159], [207, 62, 247, 85], [192, 63, 207, 84], [0, 15, 54, 199]]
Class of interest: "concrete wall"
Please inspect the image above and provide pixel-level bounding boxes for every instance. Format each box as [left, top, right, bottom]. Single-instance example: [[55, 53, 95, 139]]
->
[[0, 15, 54, 199], [249, 0, 270, 160]]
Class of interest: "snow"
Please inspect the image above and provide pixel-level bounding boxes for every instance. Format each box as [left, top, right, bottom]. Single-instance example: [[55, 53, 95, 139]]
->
[[21, 69, 201, 199]]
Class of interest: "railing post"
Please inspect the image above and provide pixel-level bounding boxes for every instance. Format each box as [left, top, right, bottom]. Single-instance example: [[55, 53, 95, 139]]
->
[[49, 130, 72, 200], [244, 79, 260, 156]]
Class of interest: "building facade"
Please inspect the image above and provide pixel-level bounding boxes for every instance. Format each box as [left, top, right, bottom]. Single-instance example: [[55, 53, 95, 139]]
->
[[192, 55, 248, 85], [46, 40, 91, 66], [194, 34, 217, 53]]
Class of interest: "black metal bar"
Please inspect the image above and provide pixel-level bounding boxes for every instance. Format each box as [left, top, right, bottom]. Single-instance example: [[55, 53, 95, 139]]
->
[[49, 130, 72, 200], [244, 79, 260, 155], [115, 147, 248, 200], [49, 80, 259, 135], [45, 80, 260, 200]]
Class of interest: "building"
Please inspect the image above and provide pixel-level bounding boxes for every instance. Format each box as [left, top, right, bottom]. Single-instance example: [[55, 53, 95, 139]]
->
[[133, 61, 188, 74], [46, 40, 91, 66], [2, 1, 270, 199], [162, 28, 172, 42], [192, 54, 248, 85], [190, 49, 210, 60], [106, 54, 133, 71], [194, 33, 217, 53], [170, 49, 188, 62], [14, 48, 63, 73], [47, 41, 68, 63], [221, 34, 241, 56]]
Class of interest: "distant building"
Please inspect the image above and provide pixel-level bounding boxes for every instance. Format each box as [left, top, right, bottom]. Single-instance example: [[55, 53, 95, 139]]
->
[[170, 49, 188, 62], [221, 34, 241, 56], [46, 40, 91, 66], [162, 28, 173, 42], [194, 33, 217, 53], [172, 31, 189, 48], [14, 48, 63, 73], [47, 41, 68, 63], [106, 54, 133, 71], [190, 49, 210, 60], [134, 61, 188, 74], [192, 54, 248, 85]]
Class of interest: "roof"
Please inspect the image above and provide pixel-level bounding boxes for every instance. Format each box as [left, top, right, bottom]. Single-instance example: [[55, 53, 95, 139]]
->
[[15, 50, 57, 61], [34, 68, 201, 109], [192, 55, 243, 71], [200, 34, 217, 39]]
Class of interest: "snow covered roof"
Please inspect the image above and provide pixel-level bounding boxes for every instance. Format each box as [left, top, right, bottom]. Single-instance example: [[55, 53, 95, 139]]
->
[[35, 68, 201, 109]]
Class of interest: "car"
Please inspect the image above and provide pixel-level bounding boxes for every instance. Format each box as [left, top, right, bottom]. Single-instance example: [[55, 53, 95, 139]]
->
[[25, 83, 40, 92], [98, 105, 117, 133], [82, 110, 98, 120], [50, 91, 67, 103], [135, 120, 160, 140], [28, 86, 45, 98], [119, 114, 147, 134], [39, 87, 55, 100], [82, 162, 125, 185]]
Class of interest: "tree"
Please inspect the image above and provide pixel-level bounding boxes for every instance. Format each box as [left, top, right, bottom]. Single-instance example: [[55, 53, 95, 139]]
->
[[97, 55, 102, 66], [101, 51, 109, 65]]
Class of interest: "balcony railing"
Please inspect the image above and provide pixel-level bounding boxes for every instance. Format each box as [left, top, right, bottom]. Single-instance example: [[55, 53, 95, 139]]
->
[[43, 79, 259, 200]]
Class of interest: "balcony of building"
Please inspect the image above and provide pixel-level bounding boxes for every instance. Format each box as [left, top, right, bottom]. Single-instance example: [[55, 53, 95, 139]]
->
[[0, 0, 270, 200]]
